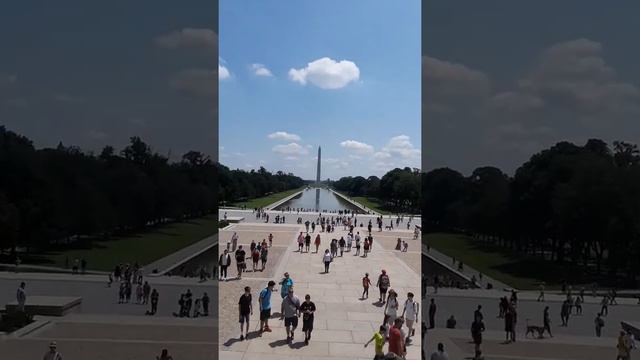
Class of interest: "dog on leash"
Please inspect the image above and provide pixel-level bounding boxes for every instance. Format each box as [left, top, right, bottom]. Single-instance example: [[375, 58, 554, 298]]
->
[[525, 319, 545, 339]]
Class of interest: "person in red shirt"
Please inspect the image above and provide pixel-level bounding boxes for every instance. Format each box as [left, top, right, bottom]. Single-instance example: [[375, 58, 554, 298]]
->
[[387, 318, 405, 358]]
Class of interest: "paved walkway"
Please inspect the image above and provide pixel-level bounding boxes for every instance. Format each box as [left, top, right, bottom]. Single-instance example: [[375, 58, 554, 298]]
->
[[219, 218, 422, 360]]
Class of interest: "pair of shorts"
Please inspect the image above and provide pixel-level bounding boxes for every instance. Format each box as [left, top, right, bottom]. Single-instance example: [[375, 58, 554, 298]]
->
[[380, 287, 388, 294], [302, 318, 314, 331], [239, 313, 250, 323], [284, 316, 298, 328], [260, 309, 271, 321]]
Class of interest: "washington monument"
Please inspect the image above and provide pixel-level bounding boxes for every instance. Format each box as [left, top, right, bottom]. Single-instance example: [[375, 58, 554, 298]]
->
[[315, 147, 321, 210], [316, 146, 321, 184]]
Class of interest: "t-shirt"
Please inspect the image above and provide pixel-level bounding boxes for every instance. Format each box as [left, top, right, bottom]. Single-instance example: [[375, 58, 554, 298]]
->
[[235, 249, 246, 263], [282, 295, 301, 318], [323, 253, 332, 262], [363, 277, 370, 287], [373, 332, 385, 355], [388, 327, 403, 355], [300, 301, 316, 320], [281, 278, 293, 297], [379, 275, 390, 289], [259, 288, 272, 310], [404, 299, 419, 320], [385, 297, 398, 316], [238, 294, 252, 315]]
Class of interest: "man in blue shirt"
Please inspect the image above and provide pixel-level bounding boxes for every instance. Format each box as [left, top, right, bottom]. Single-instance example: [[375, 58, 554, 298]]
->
[[259, 281, 276, 334], [280, 272, 294, 299]]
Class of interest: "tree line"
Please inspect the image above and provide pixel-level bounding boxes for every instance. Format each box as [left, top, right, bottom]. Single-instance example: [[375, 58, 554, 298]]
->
[[217, 164, 305, 205], [0, 126, 221, 256], [423, 139, 640, 285], [331, 167, 421, 213]]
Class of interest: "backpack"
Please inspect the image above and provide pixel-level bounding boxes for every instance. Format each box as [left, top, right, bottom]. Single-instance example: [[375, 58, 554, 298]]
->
[[380, 275, 390, 288]]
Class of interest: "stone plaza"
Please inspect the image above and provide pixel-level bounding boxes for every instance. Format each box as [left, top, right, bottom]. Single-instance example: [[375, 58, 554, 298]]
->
[[218, 209, 422, 360]]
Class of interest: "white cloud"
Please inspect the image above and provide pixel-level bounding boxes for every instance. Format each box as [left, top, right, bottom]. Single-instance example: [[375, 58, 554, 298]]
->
[[289, 57, 360, 89], [272, 142, 309, 156], [154, 28, 217, 50], [376, 135, 420, 160], [170, 68, 216, 97], [268, 131, 301, 142], [340, 140, 374, 155], [422, 55, 491, 114], [219, 64, 230, 80], [284, 156, 298, 161], [251, 63, 273, 77]]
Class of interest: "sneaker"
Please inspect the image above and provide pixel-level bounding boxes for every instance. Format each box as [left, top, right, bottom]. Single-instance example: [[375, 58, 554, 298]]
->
[[286, 336, 291, 342], [240, 335, 244, 341], [264, 327, 272, 332], [291, 332, 294, 340], [304, 339, 309, 345]]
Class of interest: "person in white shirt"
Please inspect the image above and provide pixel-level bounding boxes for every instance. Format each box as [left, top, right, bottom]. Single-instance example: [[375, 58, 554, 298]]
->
[[430, 343, 449, 360], [402, 292, 419, 342], [231, 232, 238, 252]]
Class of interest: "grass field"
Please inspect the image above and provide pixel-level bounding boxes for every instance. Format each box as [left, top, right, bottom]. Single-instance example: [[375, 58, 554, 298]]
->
[[426, 233, 584, 290], [351, 196, 390, 214], [230, 187, 304, 209], [25, 216, 218, 271]]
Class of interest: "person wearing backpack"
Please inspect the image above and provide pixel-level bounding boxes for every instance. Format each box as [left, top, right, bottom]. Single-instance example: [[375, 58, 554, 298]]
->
[[377, 270, 391, 304], [234, 246, 246, 279], [402, 292, 420, 342]]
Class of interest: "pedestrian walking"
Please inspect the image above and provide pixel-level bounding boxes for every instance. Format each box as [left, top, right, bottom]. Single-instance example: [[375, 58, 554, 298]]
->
[[16, 282, 26, 312], [231, 232, 238, 252], [280, 288, 301, 343], [364, 325, 387, 360], [234, 246, 246, 279], [383, 290, 399, 334], [258, 281, 276, 334], [362, 273, 372, 299], [300, 294, 316, 344], [595, 313, 605, 337], [280, 272, 293, 299], [402, 292, 419, 342], [377, 270, 390, 304], [471, 318, 485, 360], [543, 306, 553, 337], [42, 341, 63, 360], [323, 249, 332, 273], [260, 245, 268, 272], [238, 286, 253, 341], [314, 234, 321, 253], [428, 299, 436, 329]]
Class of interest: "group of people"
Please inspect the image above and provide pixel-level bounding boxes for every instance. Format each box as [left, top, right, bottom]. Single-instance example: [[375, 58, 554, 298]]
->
[[173, 290, 210, 318], [219, 235, 271, 281]]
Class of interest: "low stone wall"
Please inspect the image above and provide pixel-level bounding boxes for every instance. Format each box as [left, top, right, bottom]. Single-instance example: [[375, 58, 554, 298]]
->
[[265, 190, 304, 210]]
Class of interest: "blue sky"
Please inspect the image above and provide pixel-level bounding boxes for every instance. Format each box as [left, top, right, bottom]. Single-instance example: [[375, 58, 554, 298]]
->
[[219, 0, 421, 180], [423, 1, 640, 175], [0, 0, 216, 160]]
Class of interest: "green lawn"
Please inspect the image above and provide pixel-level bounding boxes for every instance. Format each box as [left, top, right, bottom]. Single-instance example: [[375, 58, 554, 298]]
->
[[24, 216, 218, 271], [230, 187, 304, 209], [426, 233, 583, 290], [351, 196, 390, 214]]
